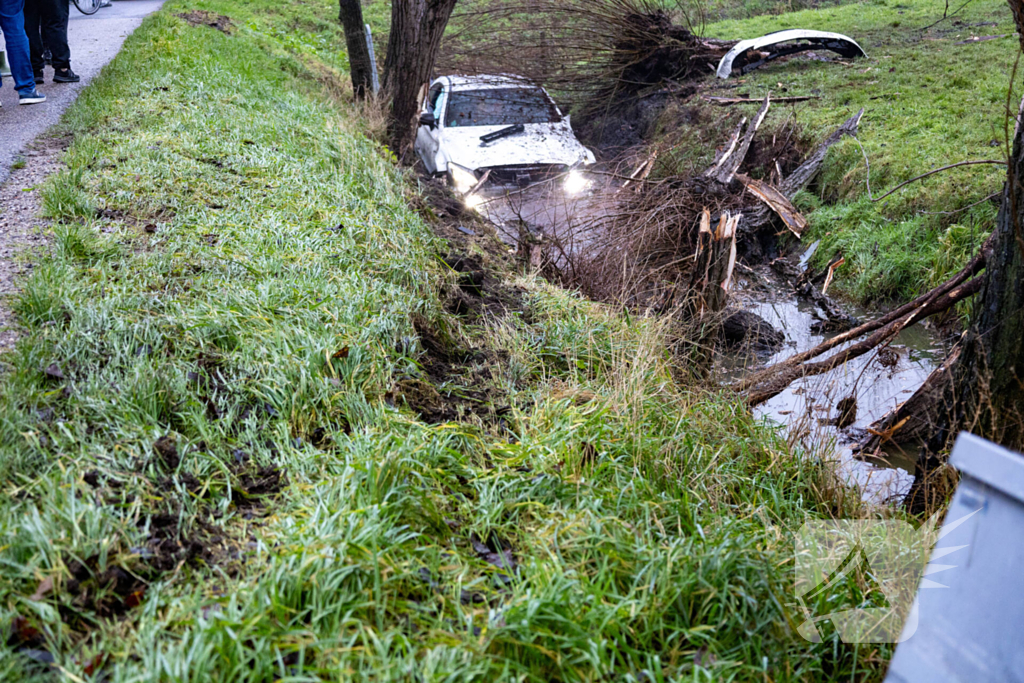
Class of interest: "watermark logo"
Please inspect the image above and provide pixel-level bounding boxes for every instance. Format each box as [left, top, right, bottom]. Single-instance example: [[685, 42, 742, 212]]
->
[[792, 510, 979, 643]]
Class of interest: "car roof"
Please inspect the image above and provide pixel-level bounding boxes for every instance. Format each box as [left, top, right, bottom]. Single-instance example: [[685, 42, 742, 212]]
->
[[440, 74, 537, 92]]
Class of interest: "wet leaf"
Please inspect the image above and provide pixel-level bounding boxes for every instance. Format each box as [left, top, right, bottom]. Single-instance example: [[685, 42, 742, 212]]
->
[[8, 615, 42, 647], [29, 577, 53, 602], [125, 588, 147, 609], [82, 653, 107, 676]]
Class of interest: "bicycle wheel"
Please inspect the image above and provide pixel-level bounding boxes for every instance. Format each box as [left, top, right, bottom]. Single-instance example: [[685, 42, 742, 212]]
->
[[72, 0, 103, 15]]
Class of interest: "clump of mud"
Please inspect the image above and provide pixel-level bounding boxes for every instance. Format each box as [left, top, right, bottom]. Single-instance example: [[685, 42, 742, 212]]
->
[[388, 316, 512, 425], [177, 10, 233, 34]]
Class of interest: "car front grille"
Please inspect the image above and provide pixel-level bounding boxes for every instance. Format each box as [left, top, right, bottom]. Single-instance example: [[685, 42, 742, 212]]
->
[[481, 164, 568, 187]]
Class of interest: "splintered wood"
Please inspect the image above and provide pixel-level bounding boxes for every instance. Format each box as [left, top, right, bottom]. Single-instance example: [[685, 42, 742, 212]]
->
[[736, 173, 807, 237], [690, 209, 740, 314], [705, 94, 771, 185]]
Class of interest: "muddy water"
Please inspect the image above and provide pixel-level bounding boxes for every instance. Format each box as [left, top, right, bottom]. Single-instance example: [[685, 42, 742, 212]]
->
[[470, 176, 612, 257], [728, 273, 949, 506]]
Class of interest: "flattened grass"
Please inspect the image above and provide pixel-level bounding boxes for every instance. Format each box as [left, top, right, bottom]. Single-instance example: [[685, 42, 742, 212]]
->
[[0, 1, 893, 680]]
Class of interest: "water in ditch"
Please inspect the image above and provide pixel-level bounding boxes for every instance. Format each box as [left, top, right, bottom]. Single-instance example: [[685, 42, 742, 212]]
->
[[726, 267, 949, 506]]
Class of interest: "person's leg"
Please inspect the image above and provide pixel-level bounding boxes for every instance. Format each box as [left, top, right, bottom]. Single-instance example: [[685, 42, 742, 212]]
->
[[23, 0, 45, 79], [41, 0, 70, 75], [0, 0, 35, 93]]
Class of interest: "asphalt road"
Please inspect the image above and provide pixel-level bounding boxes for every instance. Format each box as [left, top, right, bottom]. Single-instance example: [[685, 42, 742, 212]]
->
[[0, 0, 164, 183]]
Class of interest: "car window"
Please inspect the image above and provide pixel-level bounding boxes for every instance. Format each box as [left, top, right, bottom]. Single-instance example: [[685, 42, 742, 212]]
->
[[426, 83, 444, 120], [445, 88, 560, 127]]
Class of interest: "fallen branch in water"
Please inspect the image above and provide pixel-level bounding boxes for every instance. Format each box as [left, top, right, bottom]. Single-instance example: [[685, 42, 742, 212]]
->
[[733, 235, 993, 400], [742, 276, 984, 406], [858, 344, 963, 454]]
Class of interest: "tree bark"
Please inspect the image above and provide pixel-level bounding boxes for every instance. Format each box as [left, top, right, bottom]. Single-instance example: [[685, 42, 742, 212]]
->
[[382, 0, 459, 160], [338, 0, 373, 99]]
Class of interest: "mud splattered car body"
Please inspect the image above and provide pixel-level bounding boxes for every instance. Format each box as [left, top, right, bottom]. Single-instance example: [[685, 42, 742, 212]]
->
[[414, 75, 595, 195]]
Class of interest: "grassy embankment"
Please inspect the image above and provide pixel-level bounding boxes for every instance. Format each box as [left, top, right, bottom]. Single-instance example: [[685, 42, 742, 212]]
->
[[662, 0, 1018, 306], [0, 0, 896, 680]]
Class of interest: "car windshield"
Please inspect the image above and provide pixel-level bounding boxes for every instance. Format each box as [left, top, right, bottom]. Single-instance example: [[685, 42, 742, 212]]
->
[[445, 87, 560, 127]]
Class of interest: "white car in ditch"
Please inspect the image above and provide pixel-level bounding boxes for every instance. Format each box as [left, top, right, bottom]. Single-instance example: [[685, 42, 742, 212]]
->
[[414, 75, 596, 203]]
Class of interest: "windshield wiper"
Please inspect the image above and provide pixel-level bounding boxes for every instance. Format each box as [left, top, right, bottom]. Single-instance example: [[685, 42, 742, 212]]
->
[[479, 123, 525, 145]]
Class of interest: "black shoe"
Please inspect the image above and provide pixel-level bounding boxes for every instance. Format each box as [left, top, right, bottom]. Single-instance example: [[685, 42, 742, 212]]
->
[[34, 73, 44, 85], [19, 89, 47, 105], [53, 68, 80, 83], [42, 49, 52, 66]]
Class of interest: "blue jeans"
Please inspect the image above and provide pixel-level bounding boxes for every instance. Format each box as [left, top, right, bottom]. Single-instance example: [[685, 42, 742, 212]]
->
[[0, 0, 34, 93]]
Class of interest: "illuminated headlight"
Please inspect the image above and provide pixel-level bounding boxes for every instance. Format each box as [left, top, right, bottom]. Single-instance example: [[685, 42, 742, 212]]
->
[[464, 193, 484, 211], [449, 163, 478, 194], [563, 169, 591, 195]]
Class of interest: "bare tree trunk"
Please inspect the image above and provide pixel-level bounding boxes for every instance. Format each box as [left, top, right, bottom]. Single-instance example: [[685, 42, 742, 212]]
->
[[382, 0, 459, 160], [339, 0, 373, 99]]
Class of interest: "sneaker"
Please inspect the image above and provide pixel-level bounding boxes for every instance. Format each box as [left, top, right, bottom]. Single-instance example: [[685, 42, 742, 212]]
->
[[53, 68, 80, 83], [18, 89, 46, 105], [34, 73, 44, 85]]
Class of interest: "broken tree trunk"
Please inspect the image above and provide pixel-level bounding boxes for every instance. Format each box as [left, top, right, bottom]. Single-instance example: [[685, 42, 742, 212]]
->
[[781, 109, 864, 196], [689, 209, 739, 314], [705, 95, 771, 185], [736, 108, 863, 257], [737, 173, 807, 237]]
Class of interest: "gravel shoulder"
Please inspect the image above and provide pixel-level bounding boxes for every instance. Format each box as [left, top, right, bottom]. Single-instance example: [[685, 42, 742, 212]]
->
[[0, 0, 164, 353], [0, 137, 67, 352]]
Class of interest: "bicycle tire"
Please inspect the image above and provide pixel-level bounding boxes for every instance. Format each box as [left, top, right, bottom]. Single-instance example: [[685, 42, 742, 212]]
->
[[72, 0, 103, 15]]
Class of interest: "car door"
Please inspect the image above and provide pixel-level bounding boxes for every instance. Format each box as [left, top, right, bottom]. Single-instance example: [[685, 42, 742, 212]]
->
[[415, 82, 447, 174]]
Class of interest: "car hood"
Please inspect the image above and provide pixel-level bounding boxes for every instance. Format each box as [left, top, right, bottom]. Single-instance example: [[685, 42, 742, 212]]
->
[[440, 121, 592, 172]]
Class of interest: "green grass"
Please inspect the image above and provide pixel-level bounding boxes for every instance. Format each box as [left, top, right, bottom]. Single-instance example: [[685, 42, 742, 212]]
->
[[0, 0, 905, 680], [683, 0, 1016, 304]]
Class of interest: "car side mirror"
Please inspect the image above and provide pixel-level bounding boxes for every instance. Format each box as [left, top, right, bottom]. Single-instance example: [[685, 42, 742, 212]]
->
[[419, 112, 437, 129]]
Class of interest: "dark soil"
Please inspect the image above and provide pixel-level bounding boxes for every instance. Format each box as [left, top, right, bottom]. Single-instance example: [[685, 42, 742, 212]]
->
[[388, 316, 513, 425], [393, 174, 532, 428], [722, 310, 785, 355], [177, 10, 234, 34], [738, 122, 814, 182]]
